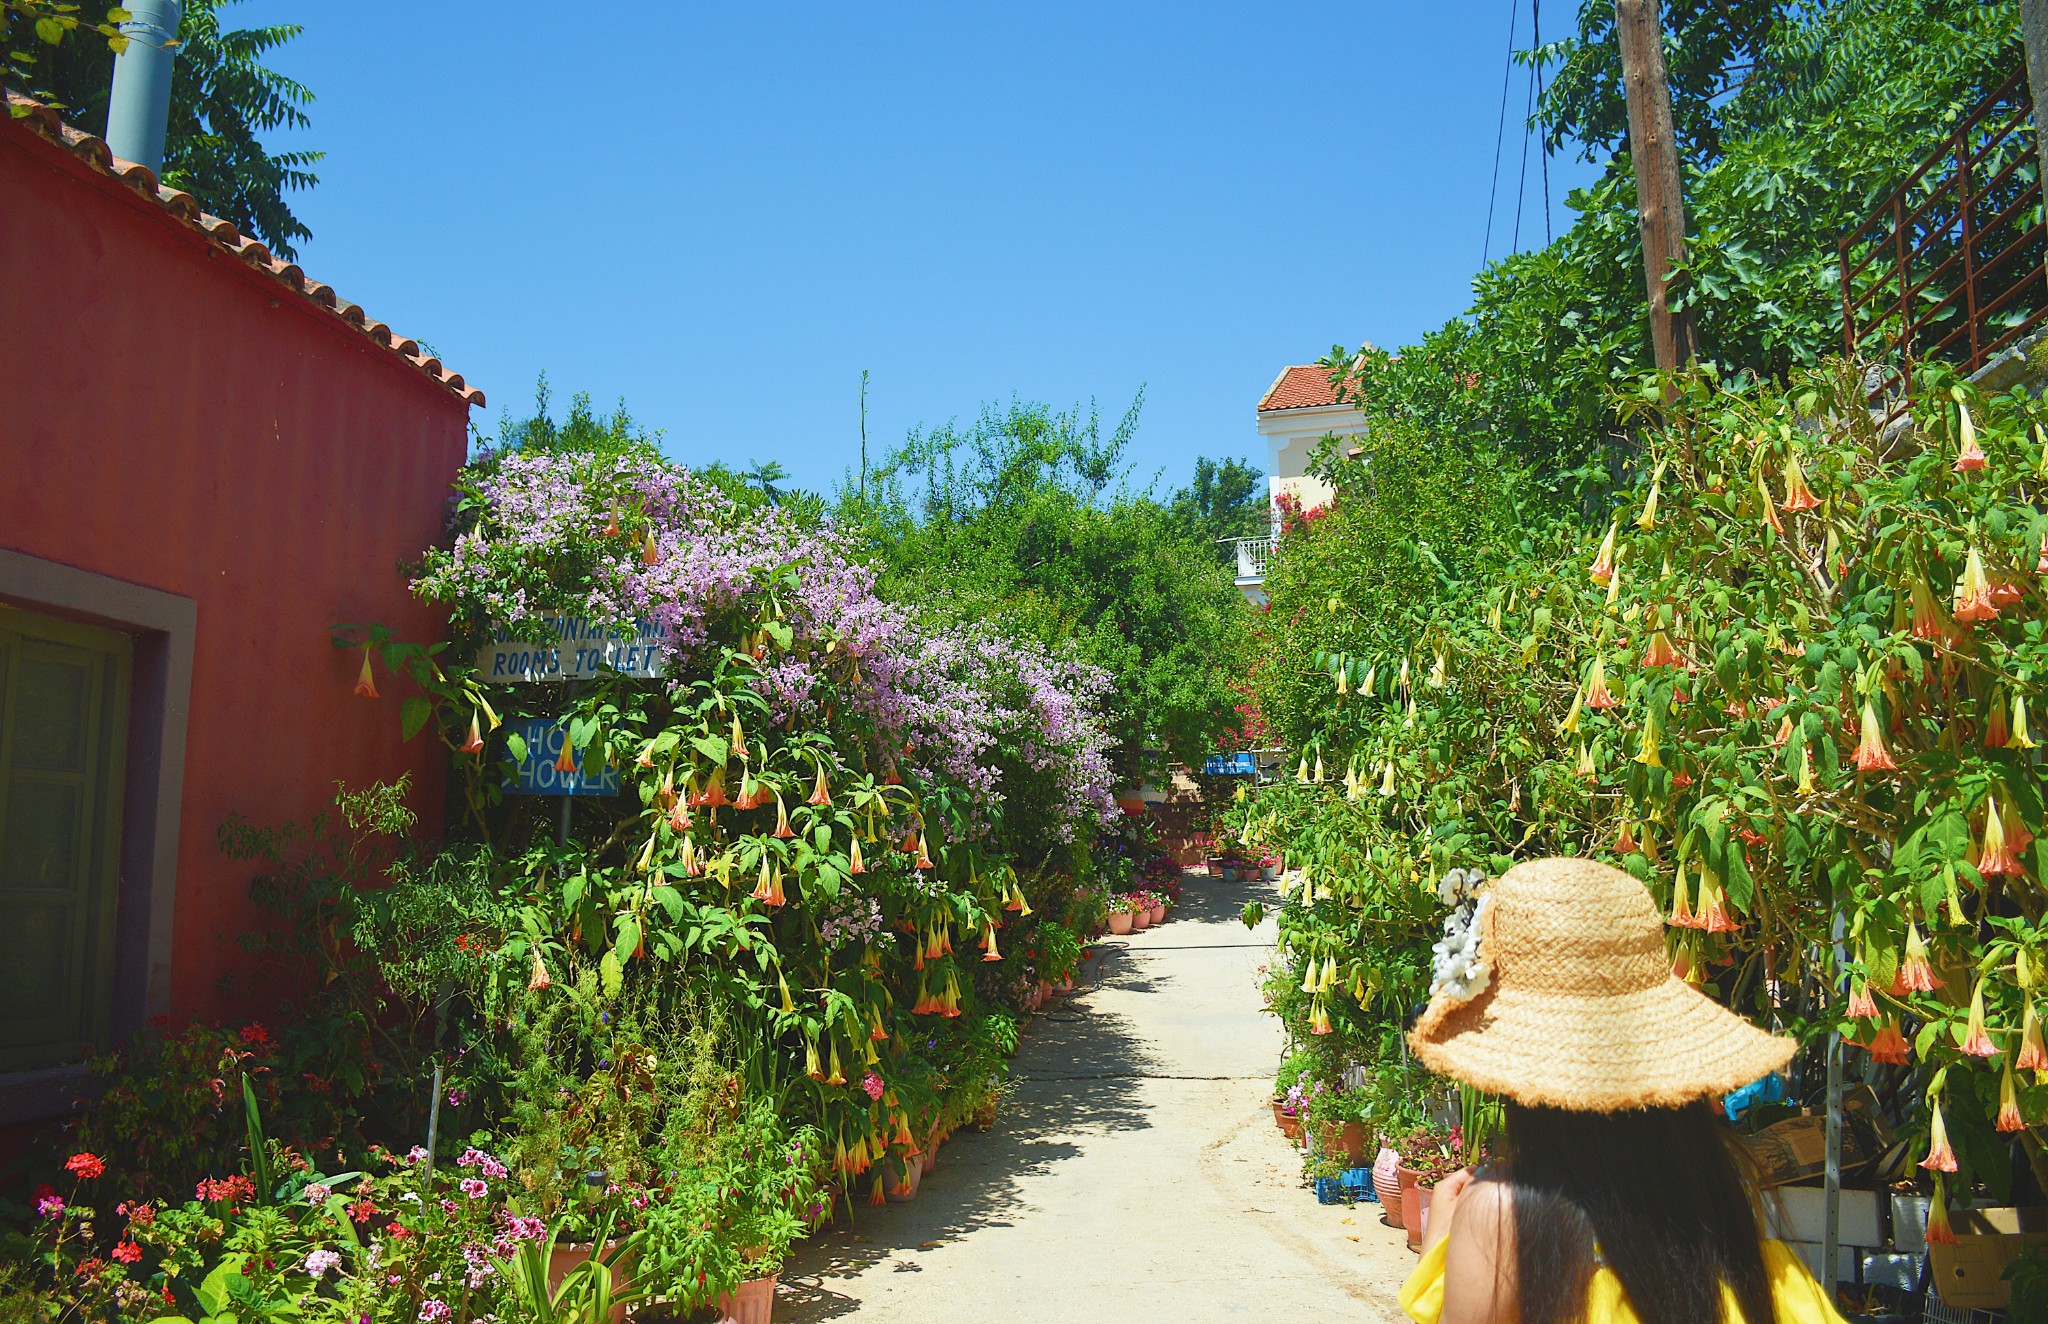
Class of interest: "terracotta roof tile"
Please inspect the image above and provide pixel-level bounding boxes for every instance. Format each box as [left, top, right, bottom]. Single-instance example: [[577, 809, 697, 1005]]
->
[[1257, 363, 1361, 412], [4, 92, 483, 408]]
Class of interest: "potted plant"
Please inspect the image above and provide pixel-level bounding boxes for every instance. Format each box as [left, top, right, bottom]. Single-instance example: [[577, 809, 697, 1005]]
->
[[1304, 1082, 1369, 1168], [1148, 894, 1168, 925], [1260, 852, 1281, 882], [1394, 1126, 1461, 1252], [639, 1098, 823, 1324], [1106, 895, 1136, 935], [1129, 891, 1154, 931]]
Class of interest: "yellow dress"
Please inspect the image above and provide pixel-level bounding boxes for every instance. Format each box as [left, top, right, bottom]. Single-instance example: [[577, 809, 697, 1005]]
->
[[1399, 1235, 1846, 1323]]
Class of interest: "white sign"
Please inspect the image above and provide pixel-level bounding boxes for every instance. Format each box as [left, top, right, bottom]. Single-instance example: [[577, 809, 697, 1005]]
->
[[480, 616, 670, 683]]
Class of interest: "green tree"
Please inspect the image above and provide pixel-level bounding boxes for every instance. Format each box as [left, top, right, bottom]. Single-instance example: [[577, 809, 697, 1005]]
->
[[1330, 0, 2020, 487], [847, 397, 1254, 776], [2, 0, 318, 257], [1168, 456, 1269, 551]]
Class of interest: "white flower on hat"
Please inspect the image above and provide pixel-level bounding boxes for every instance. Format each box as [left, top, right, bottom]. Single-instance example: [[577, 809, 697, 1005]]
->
[[1430, 873, 1491, 1002]]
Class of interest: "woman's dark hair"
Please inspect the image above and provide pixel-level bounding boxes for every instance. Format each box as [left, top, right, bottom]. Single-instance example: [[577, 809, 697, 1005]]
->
[[1502, 1099, 1776, 1324]]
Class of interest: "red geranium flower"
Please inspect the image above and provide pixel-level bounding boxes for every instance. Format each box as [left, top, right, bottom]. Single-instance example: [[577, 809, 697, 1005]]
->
[[65, 1152, 106, 1180], [111, 1241, 142, 1264]]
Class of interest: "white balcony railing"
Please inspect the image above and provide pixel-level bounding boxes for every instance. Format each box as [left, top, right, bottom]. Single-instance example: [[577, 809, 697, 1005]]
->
[[1231, 535, 1275, 583]]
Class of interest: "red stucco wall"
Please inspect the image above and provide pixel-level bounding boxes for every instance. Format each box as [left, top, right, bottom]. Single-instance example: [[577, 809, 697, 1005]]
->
[[0, 123, 469, 1025]]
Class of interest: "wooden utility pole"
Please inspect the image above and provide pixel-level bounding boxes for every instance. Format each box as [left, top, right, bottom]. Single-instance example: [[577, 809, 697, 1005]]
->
[[1614, 0, 1697, 370]]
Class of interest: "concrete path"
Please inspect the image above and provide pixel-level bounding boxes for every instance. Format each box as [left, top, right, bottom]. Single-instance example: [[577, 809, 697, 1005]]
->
[[779, 870, 1415, 1322]]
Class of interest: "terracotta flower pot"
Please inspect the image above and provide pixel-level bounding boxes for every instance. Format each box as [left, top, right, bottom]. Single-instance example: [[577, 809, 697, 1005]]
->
[[1372, 1148, 1404, 1224], [1131, 909, 1152, 931], [547, 1241, 633, 1324], [1107, 911, 1133, 935], [1397, 1166, 1437, 1251], [716, 1272, 777, 1324], [1318, 1121, 1367, 1167], [1271, 1100, 1292, 1132], [1149, 904, 1166, 924], [886, 1152, 922, 1203], [1206, 856, 1225, 877]]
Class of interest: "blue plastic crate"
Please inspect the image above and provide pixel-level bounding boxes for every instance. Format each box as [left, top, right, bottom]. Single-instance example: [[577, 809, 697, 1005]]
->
[[1313, 1168, 1378, 1205]]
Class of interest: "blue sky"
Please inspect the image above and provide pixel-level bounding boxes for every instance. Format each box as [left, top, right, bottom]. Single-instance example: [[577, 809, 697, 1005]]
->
[[244, 2, 1604, 496]]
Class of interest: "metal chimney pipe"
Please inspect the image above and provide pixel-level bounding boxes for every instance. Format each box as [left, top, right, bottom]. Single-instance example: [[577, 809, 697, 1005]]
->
[[104, 0, 181, 174]]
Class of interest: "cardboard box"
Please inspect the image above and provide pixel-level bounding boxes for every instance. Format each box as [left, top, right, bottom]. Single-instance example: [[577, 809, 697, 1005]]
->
[[1740, 1088, 1892, 1188], [1926, 1206, 2048, 1309], [1768, 1185, 1884, 1247]]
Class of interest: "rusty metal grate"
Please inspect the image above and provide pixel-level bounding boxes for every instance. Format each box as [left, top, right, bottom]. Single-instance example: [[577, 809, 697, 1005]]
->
[[1840, 66, 2048, 379]]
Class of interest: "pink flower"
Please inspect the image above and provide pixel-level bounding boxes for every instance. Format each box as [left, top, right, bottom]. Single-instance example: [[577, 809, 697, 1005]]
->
[[862, 1072, 885, 1101], [36, 1195, 64, 1219], [460, 1178, 488, 1200]]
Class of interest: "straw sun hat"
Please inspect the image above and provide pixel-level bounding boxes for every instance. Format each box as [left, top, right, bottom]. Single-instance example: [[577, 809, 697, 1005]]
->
[[1409, 857, 1793, 1112]]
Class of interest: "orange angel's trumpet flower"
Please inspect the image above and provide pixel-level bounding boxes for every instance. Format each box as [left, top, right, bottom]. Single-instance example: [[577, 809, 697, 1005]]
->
[[353, 647, 380, 699], [808, 761, 832, 806], [915, 831, 934, 870], [1666, 863, 1696, 929], [1583, 656, 1619, 710], [1866, 1017, 1910, 1065], [868, 1174, 888, 1206], [667, 800, 690, 835], [1909, 574, 1953, 645], [1854, 697, 1899, 773], [1926, 1184, 1958, 1244], [773, 794, 795, 839], [1757, 472, 1784, 535], [1919, 1097, 1959, 1172], [826, 1041, 846, 1088], [1960, 978, 2000, 1057], [1846, 980, 1878, 1020], [981, 923, 1002, 963], [1781, 452, 1822, 511], [552, 736, 579, 775], [1978, 797, 2021, 877], [700, 769, 730, 809], [1955, 545, 2000, 623], [1893, 922, 1945, 994], [1954, 403, 1987, 472], [460, 712, 485, 755], [1694, 870, 1737, 934], [1589, 521, 1619, 586], [2018, 1001, 2047, 1071], [528, 950, 552, 991], [641, 529, 661, 566], [1641, 631, 1682, 668], [1987, 695, 2011, 749], [2015, 693, 2037, 751], [1615, 821, 1640, 854], [1999, 1061, 2026, 1132], [848, 834, 866, 876]]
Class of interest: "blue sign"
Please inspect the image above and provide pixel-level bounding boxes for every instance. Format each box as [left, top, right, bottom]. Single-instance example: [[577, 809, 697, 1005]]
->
[[1204, 751, 1258, 775], [504, 718, 621, 797]]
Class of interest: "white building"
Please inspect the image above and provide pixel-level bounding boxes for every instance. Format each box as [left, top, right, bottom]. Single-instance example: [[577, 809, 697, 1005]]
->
[[1230, 362, 1370, 603]]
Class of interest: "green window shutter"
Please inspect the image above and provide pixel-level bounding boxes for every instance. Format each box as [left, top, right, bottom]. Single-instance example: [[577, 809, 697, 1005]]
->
[[0, 610, 130, 1071]]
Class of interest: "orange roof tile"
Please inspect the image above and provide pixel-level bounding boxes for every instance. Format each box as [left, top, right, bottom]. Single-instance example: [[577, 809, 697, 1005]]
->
[[1257, 363, 1359, 412], [4, 92, 483, 408]]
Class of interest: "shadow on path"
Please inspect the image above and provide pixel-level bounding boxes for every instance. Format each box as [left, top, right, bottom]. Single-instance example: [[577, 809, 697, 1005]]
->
[[776, 869, 1278, 1320]]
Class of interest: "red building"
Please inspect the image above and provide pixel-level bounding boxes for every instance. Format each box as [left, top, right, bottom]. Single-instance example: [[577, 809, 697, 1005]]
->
[[0, 94, 480, 1124]]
